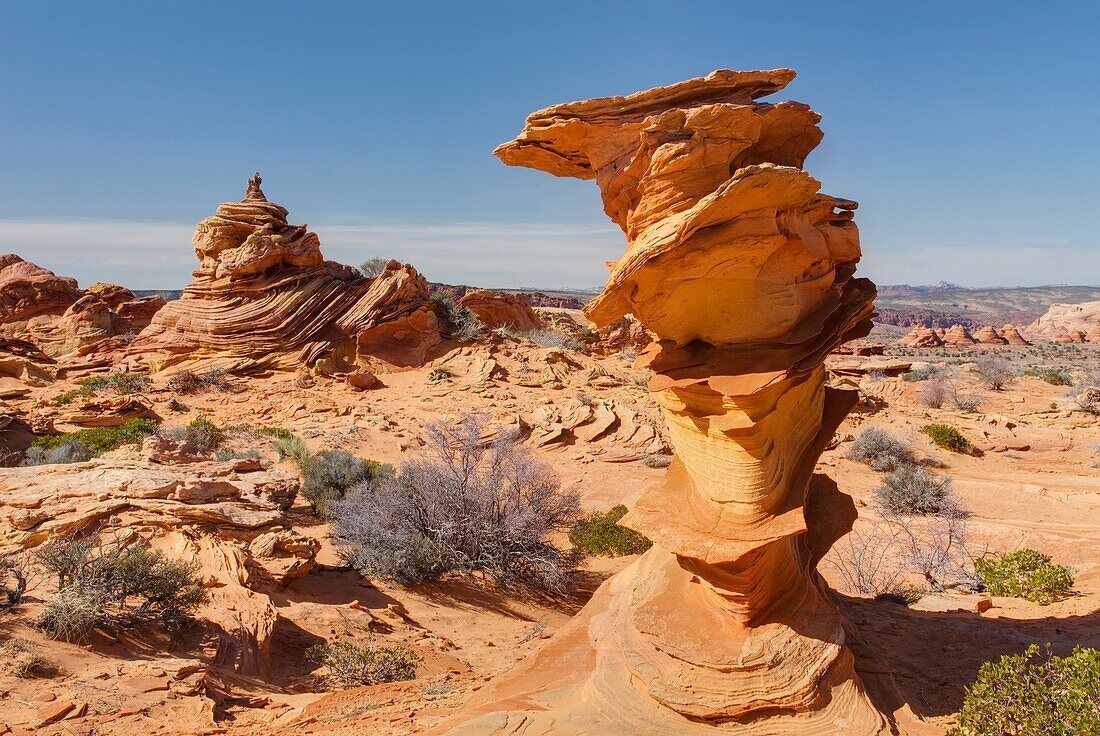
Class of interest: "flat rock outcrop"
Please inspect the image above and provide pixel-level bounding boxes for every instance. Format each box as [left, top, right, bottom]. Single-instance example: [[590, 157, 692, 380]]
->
[[0, 455, 317, 675], [1027, 300, 1100, 339], [128, 175, 442, 373], [457, 290, 542, 331], [433, 69, 888, 735]]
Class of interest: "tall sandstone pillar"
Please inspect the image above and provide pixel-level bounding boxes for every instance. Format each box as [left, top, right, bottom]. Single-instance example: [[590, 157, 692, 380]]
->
[[434, 69, 890, 736]]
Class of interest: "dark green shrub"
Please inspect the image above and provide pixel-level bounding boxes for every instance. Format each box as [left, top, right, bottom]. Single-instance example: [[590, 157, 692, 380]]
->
[[975, 549, 1074, 604], [305, 640, 420, 688], [847, 428, 917, 472], [874, 465, 954, 516], [258, 426, 294, 441], [1025, 367, 1073, 386], [31, 418, 158, 454], [921, 423, 972, 453], [78, 372, 151, 396], [273, 434, 311, 466], [35, 535, 206, 640], [949, 645, 1099, 736], [302, 450, 392, 514], [184, 417, 224, 453], [51, 391, 79, 405], [569, 505, 652, 557]]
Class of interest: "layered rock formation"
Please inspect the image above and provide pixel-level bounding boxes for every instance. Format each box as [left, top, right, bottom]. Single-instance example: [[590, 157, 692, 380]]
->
[[899, 325, 944, 347], [973, 326, 1008, 345], [0, 255, 164, 361], [1027, 300, 1100, 339], [1001, 324, 1030, 345], [0, 454, 317, 675], [457, 290, 542, 331], [434, 69, 889, 734], [129, 175, 442, 373], [943, 324, 977, 347]]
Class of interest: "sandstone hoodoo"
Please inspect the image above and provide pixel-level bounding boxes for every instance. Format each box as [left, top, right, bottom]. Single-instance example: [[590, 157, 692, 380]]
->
[[973, 325, 1008, 345], [434, 69, 889, 735], [942, 324, 977, 347], [129, 174, 442, 374], [1001, 323, 1031, 345]]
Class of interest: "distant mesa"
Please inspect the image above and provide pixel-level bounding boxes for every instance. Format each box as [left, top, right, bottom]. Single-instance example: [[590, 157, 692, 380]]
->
[[127, 175, 444, 374]]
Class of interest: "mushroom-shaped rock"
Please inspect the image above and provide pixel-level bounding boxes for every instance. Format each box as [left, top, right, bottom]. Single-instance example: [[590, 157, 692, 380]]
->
[[430, 69, 889, 735]]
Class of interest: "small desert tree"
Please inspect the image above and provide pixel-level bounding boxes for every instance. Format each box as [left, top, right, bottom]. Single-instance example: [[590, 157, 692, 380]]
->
[[359, 258, 390, 279], [975, 355, 1015, 391], [332, 414, 581, 593]]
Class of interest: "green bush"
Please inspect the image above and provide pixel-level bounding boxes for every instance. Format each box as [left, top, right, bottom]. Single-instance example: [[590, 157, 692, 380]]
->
[[305, 640, 420, 688], [35, 535, 206, 640], [273, 434, 311, 466], [921, 423, 972, 454], [184, 417, 224, 453], [570, 505, 652, 557], [1025, 367, 1073, 386], [258, 426, 294, 441], [301, 450, 392, 515], [975, 549, 1074, 604], [78, 372, 151, 396], [31, 418, 158, 454], [949, 645, 1099, 736], [51, 390, 79, 405]]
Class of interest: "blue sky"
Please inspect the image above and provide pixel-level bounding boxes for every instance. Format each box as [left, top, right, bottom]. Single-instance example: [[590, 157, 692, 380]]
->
[[1, 1, 1097, 289]]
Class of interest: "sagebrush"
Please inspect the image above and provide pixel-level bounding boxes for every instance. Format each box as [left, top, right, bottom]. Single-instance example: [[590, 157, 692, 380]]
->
[[306, 640, 420, 688]]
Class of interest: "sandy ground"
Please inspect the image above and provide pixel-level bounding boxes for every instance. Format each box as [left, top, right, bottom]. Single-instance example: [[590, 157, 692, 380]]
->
[[1, 343, 1097, 735]]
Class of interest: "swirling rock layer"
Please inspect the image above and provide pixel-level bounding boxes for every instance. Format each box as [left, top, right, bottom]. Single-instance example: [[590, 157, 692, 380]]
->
[[129, 182, 441, 373], [433, 69, 889, 734]]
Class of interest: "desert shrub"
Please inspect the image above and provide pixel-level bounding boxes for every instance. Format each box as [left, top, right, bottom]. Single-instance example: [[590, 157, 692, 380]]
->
[[975, 549, 1074, 604], [1025, 367, 1073, 386], [917, 377, 947, 408], [847, 428, 916, 472], [273, 434, 311, 466], [51, 390, 79, 405], [1069, 373, 1100, 415], [30, 418, 158, 455], [974, 355, 1015, 390], [215, 447, 261, 462], [332, 415, 581, 592], [1, 554, 33, 608], [359, 257, 390, 279], [951, 387, 983, 413], [874, 465, 954, 516], [35, 535, 206, 640], [829, 511, 971, 597], [902, 366, 938, 382], [78, 372, 151, 396], [301, 450, 392, 515], [305, 640, 420, 688], [505, 328, 584, 352], [184, 417, 224, 453], [642, 454, 673, 469], [258, 426, 294, 441], [0, 638, 52, 678], [948, 645, 1099, 736], [24, 439, 96, 466], [432, 294, 482, 341], [166, 368, 232, 395], [921, 423, 972, 453], [165, 397, 188, 412], [428, 365, 453, 381], [569, 505, 652, 557]]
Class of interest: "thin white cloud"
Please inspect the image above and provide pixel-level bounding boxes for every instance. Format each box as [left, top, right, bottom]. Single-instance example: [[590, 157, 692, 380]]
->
[[1, 217, 1095, 290]]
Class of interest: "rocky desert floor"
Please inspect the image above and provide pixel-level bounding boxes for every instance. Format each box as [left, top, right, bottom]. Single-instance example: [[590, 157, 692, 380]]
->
[[0, 333, 1098, 736]]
